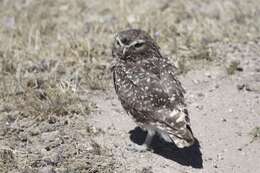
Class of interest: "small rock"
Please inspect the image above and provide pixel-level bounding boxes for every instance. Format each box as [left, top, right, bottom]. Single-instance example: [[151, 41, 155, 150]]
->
[[0, 146, 16, 166], [209, 88, 214, 92], [19, 132, 28, 142], [154, 31, 160, 38], [42, 152, 60, 166], [221, 118, 227, 122], [245, 83, 260, 92], [236, 132, 242, 136], [197, 93, 205, 97], [228, 108, 233, 113], [48, 116, 57, 124], [140, 166, 153, 173], [127, 15, 136, 24], [236, 66, 243, 71], [3, 16, 16, 30], [205, 72, 211, 78], [237, 84, 245, 90], [38, 166, 55, 173], [195, 105, 204, 110], [192, 79, 199, 84], [189, 94, 195, 99], [217, 153, 224, 160], [41, 131, 59, 143], [30, 127, 41, 136]]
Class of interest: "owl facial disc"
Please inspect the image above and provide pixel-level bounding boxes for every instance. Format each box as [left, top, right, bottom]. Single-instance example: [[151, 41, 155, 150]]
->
[[114, 34, 145, 56]]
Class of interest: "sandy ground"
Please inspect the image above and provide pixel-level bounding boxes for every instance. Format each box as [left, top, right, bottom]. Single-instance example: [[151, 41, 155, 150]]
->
[[0, 0, 260, 172], [89, 42, 260, 173]]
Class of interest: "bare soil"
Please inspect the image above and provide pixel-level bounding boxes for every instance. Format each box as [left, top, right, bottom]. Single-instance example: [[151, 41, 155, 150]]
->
[[89, 42, 260, 173], [0, 0, 260, 173]]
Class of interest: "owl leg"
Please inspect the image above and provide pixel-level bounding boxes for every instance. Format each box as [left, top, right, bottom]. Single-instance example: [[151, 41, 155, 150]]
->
[[143, 128, 155, 147], [127, 128, 155, 152]]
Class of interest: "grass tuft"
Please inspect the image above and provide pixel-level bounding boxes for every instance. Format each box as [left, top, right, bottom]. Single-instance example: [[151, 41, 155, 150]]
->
[[226, 60, 240, 75], [250, 126, 260, 142]]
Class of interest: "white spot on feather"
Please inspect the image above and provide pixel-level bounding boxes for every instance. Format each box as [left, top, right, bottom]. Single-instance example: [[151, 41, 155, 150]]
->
[[176, 113, 186, 123], [169, 109, 179, 117]]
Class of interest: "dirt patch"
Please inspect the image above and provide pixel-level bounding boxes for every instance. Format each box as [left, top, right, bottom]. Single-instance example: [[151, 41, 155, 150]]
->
[[0, 0, 259, 172]]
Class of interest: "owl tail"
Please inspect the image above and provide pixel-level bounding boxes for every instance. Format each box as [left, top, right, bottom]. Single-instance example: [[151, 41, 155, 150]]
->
[[164, 109, 195, 148]]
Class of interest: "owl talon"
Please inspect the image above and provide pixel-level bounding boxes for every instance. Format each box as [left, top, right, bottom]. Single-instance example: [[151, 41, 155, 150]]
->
[[126, 143, 153, 153]]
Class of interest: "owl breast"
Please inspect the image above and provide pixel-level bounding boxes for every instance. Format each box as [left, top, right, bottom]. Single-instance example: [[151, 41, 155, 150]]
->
[[112, 57, 185, 125]]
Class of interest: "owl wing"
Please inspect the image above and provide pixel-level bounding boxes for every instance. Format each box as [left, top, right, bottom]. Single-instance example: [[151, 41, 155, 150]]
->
[[141, 58, 186, 107], [113, 59, 194, 148], [113, 58, 184, 113], [140, 59, 194, 148]]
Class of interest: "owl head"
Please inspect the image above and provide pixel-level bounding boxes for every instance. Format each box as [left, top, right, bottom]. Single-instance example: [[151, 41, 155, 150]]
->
[[112, 29, 161, 61]]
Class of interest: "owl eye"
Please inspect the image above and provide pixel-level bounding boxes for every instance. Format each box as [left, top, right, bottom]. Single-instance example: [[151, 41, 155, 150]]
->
[[116, 40, 121, 46], [121, 37, 128, 45], [134, 42, 144, 48]]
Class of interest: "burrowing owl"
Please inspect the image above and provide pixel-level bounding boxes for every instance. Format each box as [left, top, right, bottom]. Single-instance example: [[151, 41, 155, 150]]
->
[[112, 29, 194, 150]]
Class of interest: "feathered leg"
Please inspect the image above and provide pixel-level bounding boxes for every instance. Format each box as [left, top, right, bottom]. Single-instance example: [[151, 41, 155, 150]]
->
[[127, 128, 155, 152]]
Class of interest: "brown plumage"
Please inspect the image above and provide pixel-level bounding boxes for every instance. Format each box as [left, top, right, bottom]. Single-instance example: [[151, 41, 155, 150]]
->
[[111, 29, 195, 149]]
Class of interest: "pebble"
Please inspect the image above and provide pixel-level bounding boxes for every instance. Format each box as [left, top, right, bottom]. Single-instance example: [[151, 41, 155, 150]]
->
[[237, 84, 245, 90], [48, 116, 57, 124], [221, 118, 227, 122], [42, 152, 60, 165], [217, 153, 224, 160], [197, 93, 205, 97], [19, 132, 28, 142], [192, 79, 200, 84], [0, 146, 16, 167], [205, 72, 211, 78], [38, 166, 55, 173], [3, 16, 16, 30], [195, 105, 204, 110], [41, 131, 59, 143], [127, 15, 136, 23], [30, 127, 41, 136]]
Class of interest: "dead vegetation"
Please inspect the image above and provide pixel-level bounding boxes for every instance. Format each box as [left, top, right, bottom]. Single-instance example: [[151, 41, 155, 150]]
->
[[250, 126, 260, 142], [0, 0, 260, 172]]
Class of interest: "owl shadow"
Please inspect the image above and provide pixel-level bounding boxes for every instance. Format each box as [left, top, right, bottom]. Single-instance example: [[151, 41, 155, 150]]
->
[[129, 127, 203, 169]]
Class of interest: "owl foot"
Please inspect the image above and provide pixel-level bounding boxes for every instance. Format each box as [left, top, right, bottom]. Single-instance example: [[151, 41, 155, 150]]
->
[[126, 128, 155, 152], [126, 143, 153, 152]]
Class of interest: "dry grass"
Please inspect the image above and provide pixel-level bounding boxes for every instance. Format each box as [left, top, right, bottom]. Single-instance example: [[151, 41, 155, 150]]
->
[[250, 126, 260, 142], [226, 60, 241, 75], [0, 0, 260, 172]]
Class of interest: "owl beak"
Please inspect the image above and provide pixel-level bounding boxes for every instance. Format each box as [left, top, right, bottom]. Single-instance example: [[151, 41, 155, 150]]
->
[[114, 33, 128, 56], [123, 47, 128, 56], [115, 34, 124, 47]]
